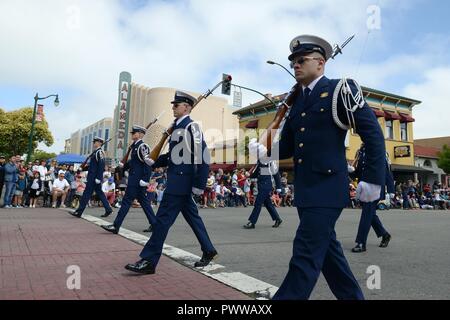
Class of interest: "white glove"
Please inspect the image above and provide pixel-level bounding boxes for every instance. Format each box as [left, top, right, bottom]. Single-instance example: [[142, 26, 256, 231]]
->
[[139, 180, 149, 187], [356, 181, 382, 203], [249, 138, 268, 158], [95, 179, 101, 184], [192, 187, 204, 195], [249, 138, 259, 154], [347, 165, 355, 173], [118, 162, 124, 168], [276, 189, 282, 193]]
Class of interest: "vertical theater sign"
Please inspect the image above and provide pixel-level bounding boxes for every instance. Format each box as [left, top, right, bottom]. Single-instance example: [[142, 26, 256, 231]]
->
[[115, 71, 132, 160]]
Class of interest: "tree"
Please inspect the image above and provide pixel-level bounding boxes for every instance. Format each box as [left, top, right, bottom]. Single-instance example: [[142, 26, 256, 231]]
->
[[437, 144, 450, 174], [0, 107, 54, 158], [31, 149, 57, 162]]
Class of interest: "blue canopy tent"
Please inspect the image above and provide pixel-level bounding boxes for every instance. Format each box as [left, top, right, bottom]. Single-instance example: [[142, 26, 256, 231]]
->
[[51, 154, 86, 165]]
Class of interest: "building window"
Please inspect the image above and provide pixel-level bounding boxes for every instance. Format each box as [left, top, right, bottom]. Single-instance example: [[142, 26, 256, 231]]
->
[[98, 129, 102, 140], [88, 133, 93, 153], [83, 136, 88, 155], [423, 159, 432, 167], [85, 136, 89, 155], [385, 120, 394, 139], [104, 129, 109, 152], [400, 122, 408, 141]]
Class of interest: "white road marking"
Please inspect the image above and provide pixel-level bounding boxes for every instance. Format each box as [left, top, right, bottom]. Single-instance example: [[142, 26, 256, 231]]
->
[[63, 209, 279, 299]]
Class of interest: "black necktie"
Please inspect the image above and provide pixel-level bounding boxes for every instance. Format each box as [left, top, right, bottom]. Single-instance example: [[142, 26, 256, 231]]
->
[[302, 87, 311, 105]]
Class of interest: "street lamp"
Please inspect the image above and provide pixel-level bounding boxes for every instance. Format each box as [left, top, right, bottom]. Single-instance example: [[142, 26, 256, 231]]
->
[[26, 93, 60, 162], [266, 60, 296, 79]]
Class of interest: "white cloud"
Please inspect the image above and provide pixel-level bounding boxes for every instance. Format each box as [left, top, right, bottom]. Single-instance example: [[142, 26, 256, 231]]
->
[[403, 67, 450, 139], [0, 0, 445, 153]]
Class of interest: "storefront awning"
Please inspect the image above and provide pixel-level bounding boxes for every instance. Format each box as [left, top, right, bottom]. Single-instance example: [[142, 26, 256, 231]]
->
[[209, 163, 237, 172], [399, 113, 415, 123], [384, 110, 402, 120], [371, 108, 385, 118], [391, 164, 433, 173], [245, 120, 259, 129]]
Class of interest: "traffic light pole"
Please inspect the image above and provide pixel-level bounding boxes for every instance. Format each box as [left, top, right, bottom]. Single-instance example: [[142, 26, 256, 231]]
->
[[230, 83, 278, 108]]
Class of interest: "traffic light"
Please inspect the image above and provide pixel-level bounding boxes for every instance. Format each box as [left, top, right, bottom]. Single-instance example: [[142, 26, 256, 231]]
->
[[221, 74, 232, 95]]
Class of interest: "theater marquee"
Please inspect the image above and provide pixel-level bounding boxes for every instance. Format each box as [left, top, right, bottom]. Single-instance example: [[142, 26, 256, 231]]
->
[[115, 71, 132, 160]]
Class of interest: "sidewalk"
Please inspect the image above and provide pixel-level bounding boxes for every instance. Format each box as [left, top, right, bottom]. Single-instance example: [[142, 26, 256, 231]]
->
[[0, 207, 250, 300]]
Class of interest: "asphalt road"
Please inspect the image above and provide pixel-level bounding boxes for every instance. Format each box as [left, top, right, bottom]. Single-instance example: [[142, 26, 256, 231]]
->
[[84, 204, 450, 300]]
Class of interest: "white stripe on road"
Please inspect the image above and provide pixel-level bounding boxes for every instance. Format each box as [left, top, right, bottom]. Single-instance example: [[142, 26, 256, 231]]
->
[[64, 209, 279, 299]]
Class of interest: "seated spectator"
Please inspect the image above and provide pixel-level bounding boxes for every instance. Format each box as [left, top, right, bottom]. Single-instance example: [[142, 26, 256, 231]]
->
[[102, 177, 116, 206], [409, 193, 420, 209], [231, 181, 246, 207], [284, 188, 293, 207], [72, 174, 85, 205], [51, 170, 70, 208], [103, 165, 112, 182], [390, 193, 402, 209], [271, 190, 282, 207], [349, 183, 357, 208], [215, 181, 230, 208], [146, 179, 158, 206], [440, 191, 450, 209], [156, 184, 165, 206], [28, 171, 42, 208], [418, 195, 433, 210], [202, 177, 216, 208], [433, 191, 446, 210]]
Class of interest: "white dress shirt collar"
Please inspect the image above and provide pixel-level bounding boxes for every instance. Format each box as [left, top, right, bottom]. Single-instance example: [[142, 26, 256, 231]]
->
[[176, 115, 189, 126], [302, 74, 324, 93]]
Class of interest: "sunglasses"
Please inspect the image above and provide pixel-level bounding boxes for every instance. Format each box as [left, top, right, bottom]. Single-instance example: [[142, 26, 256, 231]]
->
[[290, 56, 323, 68]]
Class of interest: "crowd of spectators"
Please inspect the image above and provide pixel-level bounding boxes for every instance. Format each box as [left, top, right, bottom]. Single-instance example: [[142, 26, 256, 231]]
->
[[348, 179, 450, 211], [1, 155, 448, 212]]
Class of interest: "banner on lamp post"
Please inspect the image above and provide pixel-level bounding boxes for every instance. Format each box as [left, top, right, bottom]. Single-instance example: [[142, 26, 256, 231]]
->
[[36, 104, 44, 122]]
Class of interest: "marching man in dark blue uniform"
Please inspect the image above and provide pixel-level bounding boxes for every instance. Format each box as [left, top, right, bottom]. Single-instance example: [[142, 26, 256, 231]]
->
[[349, 144, 394, 252], [101, 125, 156, 234], [124, 91, 217, 274], [250, 35, 386, 300], [243, 160, 283, 229], [71, 137, 113, 218]]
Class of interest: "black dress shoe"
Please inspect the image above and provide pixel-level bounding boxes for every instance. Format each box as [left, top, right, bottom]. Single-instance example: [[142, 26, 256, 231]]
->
[[351, 243, 367, 253], [272, 219, 283, 228], [70, 210, 82, 218], [101, 224, 118, 234], [125, 259, 155, 274], [194, 250, 218, 268], [143, 225, 153, 233], [101, 211, 112, 218], [379, 233, 391, 248], [243, 222, 255, 229]]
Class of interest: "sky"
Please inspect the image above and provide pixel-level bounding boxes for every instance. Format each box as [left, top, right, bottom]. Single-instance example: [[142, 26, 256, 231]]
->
[[0, 0, 449, 154]]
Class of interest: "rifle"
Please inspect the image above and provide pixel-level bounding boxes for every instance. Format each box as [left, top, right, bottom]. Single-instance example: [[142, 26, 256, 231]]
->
[[248, 35, 355, 173], [120, 110, 166, 166], [79, 135, 115, 171], [149, 78, 231, 161]]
